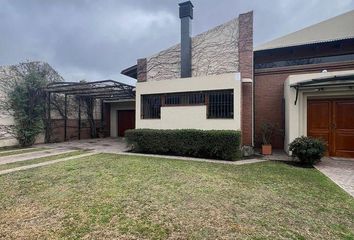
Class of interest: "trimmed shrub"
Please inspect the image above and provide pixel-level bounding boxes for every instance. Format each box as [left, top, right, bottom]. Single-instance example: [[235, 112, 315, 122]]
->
[[125, 129, 242, 161], [289, 136, 326, 165]]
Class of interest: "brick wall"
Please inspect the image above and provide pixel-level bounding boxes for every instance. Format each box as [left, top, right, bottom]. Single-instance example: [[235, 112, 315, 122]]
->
[[50, 119, 102, 142], [137, 58, 147, 82], [238, 11, 253, 146]]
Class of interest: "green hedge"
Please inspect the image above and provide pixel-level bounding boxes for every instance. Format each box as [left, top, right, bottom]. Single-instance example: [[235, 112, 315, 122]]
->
[[125, 129, 242, 161]]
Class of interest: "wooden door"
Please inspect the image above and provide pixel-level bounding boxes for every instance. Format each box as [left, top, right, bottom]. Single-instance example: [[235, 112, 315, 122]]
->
[[307, 100, 332, 155], [332, 100, 354, 158], [117, 110, 135, 137], [308, 99, 354, 158]]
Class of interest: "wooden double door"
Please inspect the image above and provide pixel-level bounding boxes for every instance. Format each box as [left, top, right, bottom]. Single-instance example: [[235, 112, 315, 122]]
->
[[307, 99, 354, 158]]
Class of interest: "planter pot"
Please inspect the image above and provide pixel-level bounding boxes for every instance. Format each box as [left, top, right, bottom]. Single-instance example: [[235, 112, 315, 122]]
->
[[262, 144, 272, 155]]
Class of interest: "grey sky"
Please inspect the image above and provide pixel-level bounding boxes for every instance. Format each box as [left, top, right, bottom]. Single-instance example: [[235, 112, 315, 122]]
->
[[1, 0, 353, 85]]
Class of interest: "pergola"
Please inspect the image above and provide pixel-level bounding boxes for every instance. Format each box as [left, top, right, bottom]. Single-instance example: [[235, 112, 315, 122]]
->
[[290, 73, 354, 105], [44, 80, 135, 140]]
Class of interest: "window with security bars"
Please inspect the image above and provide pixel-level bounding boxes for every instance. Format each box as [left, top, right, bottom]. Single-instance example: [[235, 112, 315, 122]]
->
[[141, 94, 161, 119], [165, 92, 205, 106], [141, 89, 233, 119], [207, 90, 233, 119]]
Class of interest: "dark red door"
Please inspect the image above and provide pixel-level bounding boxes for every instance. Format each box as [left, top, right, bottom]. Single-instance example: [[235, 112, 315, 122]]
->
[[117, 110, 135, 137], [307, 99, 354, 158]]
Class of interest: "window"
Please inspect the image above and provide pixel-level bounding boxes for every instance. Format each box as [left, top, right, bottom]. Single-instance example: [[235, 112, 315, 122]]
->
[[141, 89, 233, 119], [141, 94, 161, 119], [164, 92, 205, 106], [207, 90, 233, 119], [255, 53, 354, 70]]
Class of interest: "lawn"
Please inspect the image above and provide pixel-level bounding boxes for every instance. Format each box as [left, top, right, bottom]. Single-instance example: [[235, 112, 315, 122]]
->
[[0, 154, 353, 239]]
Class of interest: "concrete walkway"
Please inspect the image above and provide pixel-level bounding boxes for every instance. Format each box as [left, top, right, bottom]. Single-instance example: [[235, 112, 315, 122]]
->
[[315, 157, 354, 197], [0, 148, 78, 165], [39, 138, 129, 154], [0, 152, 97, 175]]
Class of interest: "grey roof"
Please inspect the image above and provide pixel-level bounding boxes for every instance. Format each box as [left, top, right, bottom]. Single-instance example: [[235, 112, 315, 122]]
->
[[255, 10, 354, 51]]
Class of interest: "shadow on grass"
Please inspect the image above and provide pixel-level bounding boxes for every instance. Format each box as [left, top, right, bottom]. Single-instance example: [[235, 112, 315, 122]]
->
[[278, 160, 315, 169]]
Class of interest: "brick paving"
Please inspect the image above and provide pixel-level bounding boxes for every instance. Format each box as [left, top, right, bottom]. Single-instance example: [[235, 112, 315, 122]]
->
[[315, 157, 354, 197]]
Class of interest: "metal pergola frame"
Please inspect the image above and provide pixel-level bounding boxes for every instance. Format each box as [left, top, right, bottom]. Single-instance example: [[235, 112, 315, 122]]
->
[[290, 74, 354, 105], [44, 80, 135, 141]]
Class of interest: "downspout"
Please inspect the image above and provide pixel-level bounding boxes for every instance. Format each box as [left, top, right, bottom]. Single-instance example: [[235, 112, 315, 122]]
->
[[294, 86, 299, 105]]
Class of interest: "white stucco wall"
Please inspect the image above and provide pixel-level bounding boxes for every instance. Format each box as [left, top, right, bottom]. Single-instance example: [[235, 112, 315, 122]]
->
[[109, 100, 135, 137], [284, 70, 354, 153], [136, 73, 241, 130]]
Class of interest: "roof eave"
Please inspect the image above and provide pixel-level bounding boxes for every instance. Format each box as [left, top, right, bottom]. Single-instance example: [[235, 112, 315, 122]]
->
[[121, 64, 138, 79]]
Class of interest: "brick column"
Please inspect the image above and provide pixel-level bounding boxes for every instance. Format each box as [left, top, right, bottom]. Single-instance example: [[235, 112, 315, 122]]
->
[[137, 58, 147, 82], [238, 11, 253, 146]]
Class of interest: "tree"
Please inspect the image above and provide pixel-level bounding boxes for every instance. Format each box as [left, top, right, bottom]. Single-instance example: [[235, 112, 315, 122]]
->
[[8, 71, 47, 146], [0, 61, 64, 145]]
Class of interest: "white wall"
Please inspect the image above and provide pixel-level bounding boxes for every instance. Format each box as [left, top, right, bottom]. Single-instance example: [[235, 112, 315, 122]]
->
[[284, 70, 354, 153], [109, 100, 135, 137], [0, 110, 45, 147], [136, 73, 241, 131]]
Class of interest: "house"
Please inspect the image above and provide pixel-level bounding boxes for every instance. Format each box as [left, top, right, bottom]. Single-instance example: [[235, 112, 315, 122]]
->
[[121, 1, 254, 146], [121, 2, 354, 158], [2, 2, 353, 158]]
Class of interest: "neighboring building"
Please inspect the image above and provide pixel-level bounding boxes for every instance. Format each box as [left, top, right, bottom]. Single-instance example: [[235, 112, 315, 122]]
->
[[122, 2, 354, 158]]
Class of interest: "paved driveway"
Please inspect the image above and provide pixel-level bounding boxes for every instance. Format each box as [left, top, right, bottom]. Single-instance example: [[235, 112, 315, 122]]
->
[[316, 158, 354, 197]]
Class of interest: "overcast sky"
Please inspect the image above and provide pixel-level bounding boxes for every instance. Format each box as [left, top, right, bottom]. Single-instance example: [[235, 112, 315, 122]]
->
[[1, 0, 353, 85]]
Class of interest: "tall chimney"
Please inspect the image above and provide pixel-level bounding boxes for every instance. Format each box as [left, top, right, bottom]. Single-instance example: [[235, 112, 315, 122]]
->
[[179, 1, 193, 78]]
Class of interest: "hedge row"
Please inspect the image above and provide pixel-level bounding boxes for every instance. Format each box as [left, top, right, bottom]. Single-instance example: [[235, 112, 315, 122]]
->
[[125, 129, 242, 161]]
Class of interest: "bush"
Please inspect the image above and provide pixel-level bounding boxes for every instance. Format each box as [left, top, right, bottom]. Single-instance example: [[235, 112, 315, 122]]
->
[[289, 136, 326, 165], [125, 129, 242, 161]]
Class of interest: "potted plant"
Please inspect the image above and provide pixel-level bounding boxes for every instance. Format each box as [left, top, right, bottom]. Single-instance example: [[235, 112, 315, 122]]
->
[[260, 122, 275, 155]]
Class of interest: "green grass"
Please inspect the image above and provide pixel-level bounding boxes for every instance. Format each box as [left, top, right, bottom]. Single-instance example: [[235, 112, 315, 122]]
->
[[0, 154, 353, 239], [0, 147, 48, 157], [0, 150, 88, 171]]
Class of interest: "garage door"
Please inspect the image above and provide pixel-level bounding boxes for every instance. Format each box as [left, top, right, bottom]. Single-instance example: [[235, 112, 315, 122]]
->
[[117, 110, 135, 137], [308, 99, 354, 158]]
